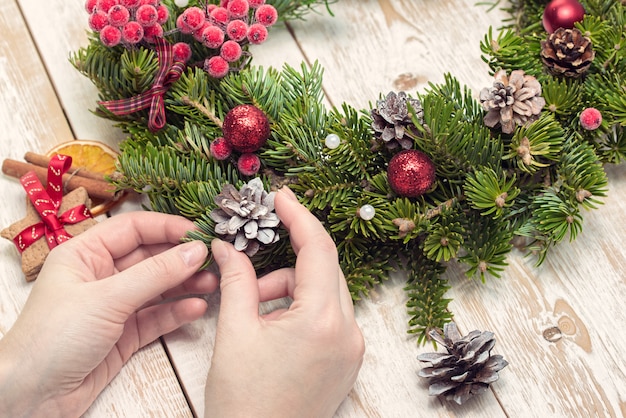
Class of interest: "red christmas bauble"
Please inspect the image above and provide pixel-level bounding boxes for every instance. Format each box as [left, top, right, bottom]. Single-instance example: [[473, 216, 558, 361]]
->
[[223, 104, 270, 153], [542, 0, 585, 34], [387, 150, 436, 198]]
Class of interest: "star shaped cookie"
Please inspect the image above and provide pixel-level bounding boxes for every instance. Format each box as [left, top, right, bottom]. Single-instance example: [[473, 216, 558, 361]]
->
[[1, 186, 98, 281]]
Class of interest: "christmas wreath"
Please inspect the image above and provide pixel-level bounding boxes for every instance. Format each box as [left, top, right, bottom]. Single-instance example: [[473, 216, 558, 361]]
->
[[70, 0, 624, 353]]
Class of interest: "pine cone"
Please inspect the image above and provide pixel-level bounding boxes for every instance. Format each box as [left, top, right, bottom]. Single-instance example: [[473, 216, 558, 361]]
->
[[541, 28, 595, 78], [210, 178, 280, 256], [371, 91, 423, 150], [480, 69, 545, 134], [418, 323, 508, 405]]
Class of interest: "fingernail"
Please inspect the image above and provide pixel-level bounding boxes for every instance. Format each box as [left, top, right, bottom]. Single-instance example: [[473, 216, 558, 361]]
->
[[279, 186, 298, 201], [180, 241, 208, 266], [211, 239, 229, 264]]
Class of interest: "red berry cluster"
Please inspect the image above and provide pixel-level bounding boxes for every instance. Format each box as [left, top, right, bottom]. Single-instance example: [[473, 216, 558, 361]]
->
[[175, 0, 278, 78], [86, 0, 170, 47]]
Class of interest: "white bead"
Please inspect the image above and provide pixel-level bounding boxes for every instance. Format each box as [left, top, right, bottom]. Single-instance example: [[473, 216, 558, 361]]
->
[[174, 0, 190, 7], [325, 133, 341, 149], [359, 204, 376, 221]]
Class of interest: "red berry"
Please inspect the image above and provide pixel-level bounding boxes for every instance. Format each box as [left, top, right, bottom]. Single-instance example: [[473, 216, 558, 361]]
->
[[122, 21, 144, 44], [136, 4, 158, 26], [227, 0, 249, 19], [139, 0, 158, 5], [580, 107, 602, 130], [96, 0, 119, 13], [176, 14, 193, 34], [255, 4, 277, 27], [247, 23, 268, 44], [85, 0, 99, 13], [172, 42, 192, 62], [248, 0, 265, 8], [143, 24, 163, 43], [210, 7, 230, 25], [120, 0, 141, 8], [237, 153, 261, 176], [193, 21, 212, 42], [206, 4, 217, 14], [182, 6, 206, 30], [226, 19, 248, 41], [156, 5, 169, 24], [100, 25, 122, 47], [202, 25, 225, 49], [205, 56, 230, 78], [220, 40, 242, 62], [89, 11, 110, 31], [220, 0, 230, 7], [108, 5, 130, 26], [210, 137, 233, 160]]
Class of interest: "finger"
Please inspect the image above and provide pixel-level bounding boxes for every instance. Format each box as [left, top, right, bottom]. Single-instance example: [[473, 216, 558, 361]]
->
[[113, 243, 179, 272], [275, 188, 342, 307], [134, 298, 208, 348], [74, 212, 197, 260], [108, 297, 208, 367], [211, 239, 259, 322], [103, 240, 209, 313], [257, 268, 296, 301], [141, 270, 219, 307], [160, 270, 219, 300]]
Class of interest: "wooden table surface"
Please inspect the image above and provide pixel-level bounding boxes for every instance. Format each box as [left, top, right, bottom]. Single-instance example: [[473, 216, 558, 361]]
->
[[2, 0, 626, 417]]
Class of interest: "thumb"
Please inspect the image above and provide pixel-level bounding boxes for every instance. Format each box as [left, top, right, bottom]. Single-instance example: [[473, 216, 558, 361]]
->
[[211, 239, 260, 322]]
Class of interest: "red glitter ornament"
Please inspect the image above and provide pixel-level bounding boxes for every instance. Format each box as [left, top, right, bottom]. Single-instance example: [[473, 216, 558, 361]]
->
[[387, 150, 436, 198], [543, 0, 585, 34], [580, 107, 602, 130], [222, 104, 271, 153]]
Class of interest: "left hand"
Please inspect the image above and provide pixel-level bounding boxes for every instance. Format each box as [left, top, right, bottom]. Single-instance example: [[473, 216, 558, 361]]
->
[[0, 212, 217, 418]]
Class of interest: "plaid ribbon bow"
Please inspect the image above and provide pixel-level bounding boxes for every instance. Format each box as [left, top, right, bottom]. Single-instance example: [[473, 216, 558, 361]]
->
[[98, 37, 186, 132], [14, 154, 93, 252]]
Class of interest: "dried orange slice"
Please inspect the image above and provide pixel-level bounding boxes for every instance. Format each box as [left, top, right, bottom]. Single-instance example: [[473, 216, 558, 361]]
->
[[48, 140, 119, 175], [46, 140, 124, 216]]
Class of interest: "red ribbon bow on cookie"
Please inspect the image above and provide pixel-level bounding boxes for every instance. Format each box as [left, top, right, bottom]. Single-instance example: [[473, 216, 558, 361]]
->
[[98, 37, 186, 132], [14, 154, 93, 252]]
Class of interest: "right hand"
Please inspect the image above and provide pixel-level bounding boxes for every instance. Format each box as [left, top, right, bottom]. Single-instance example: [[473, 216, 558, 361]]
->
[[205, 187, 365, 418]]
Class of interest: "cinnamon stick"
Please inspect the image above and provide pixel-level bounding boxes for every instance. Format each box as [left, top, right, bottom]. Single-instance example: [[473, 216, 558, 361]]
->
[[2, 159, 120, 201], [23, 152, 107, 181]]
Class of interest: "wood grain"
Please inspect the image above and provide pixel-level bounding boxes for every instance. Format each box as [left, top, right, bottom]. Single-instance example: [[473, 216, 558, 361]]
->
[[4, 0, 626, 416]]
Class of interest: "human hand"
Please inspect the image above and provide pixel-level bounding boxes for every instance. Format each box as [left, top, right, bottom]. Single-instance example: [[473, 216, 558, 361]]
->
[[0, 212, 217, 418], [205, 187, 365, 418]]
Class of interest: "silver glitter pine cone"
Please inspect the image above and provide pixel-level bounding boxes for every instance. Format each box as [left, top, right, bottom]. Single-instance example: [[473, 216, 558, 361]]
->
[[210, 178, 280, 256], [418, 323, 508, 405], [479, 69, 546, 134], [371, 91, 424, 150]]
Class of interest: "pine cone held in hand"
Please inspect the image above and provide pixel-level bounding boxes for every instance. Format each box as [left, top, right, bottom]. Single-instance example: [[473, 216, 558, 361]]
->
[[541, 28, 595, 78], [480, 69, 545, 134], [371, 91, 424, 150], [210, 178, 280, 256], [418, 323, 508, 405]]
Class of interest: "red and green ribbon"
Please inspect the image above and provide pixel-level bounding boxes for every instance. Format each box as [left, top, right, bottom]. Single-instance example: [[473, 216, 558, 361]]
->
[[14, 154, 93, 252], [98, 37, 186, 132]]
